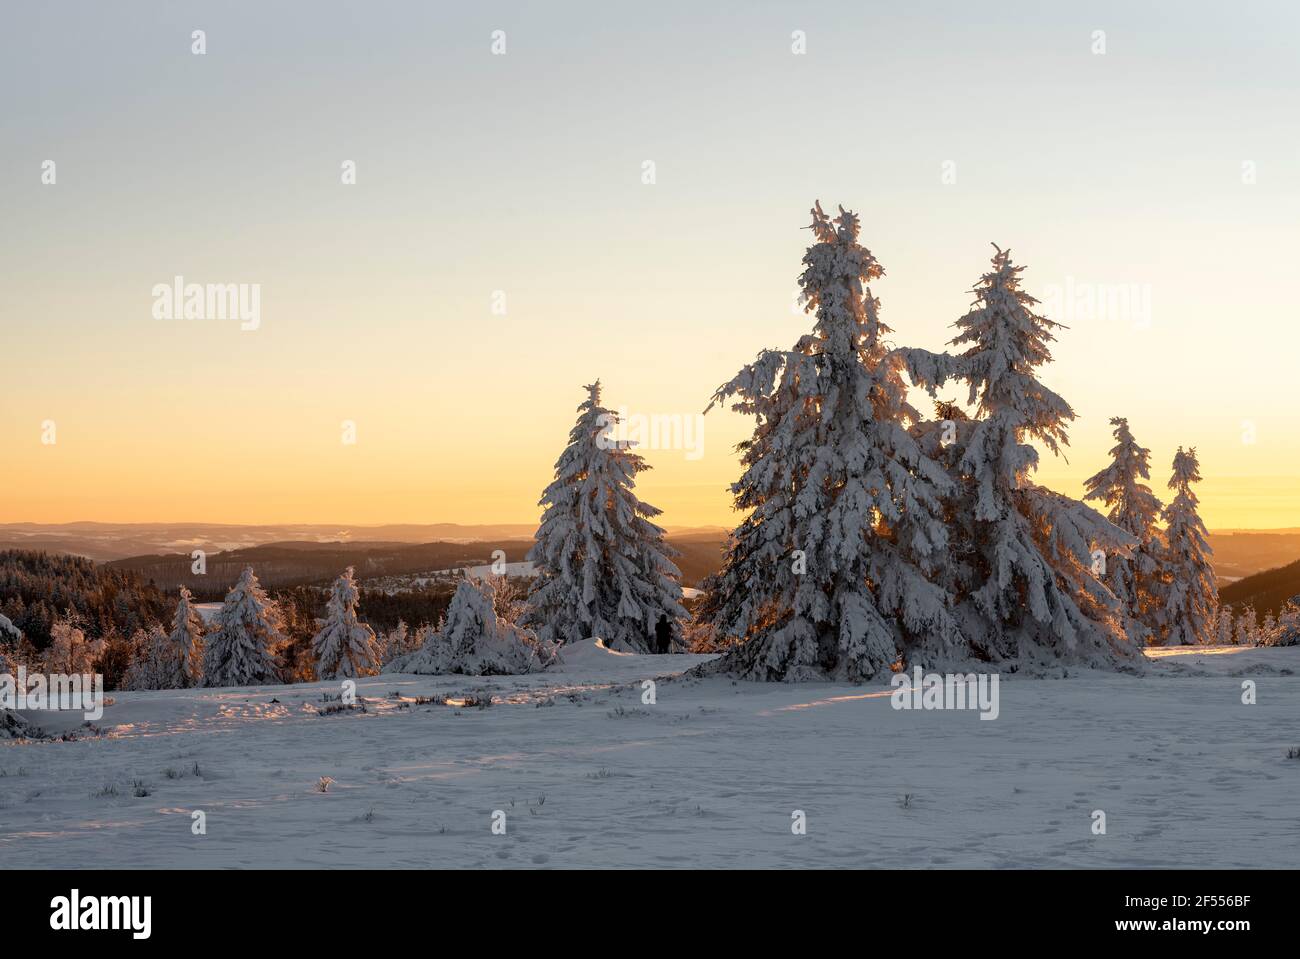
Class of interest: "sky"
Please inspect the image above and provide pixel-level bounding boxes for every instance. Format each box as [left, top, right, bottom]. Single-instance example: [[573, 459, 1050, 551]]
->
[[3, 1, 1299, 530]]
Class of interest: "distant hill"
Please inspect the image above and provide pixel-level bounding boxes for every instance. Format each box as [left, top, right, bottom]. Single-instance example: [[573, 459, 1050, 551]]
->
[[106, 540, 536, 596], [1207, 532, 1300, 581], [14, 522, 1300, 599], [0, 522, 735, 564], [0, 522, 540, 562], [669, 535, 726, 587], [105, 533, 730, 595], [1220, 559, 1300, 617]]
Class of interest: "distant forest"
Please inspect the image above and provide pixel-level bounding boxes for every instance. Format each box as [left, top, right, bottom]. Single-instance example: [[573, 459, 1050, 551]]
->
[[0, 549, 457, 688]]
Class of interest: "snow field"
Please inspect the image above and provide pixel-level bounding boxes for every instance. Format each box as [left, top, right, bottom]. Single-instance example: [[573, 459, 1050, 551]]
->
[[3, 643, 1298, 868]]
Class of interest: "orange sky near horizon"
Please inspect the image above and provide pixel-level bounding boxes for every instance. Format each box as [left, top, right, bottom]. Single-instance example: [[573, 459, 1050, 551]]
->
[[5, 3, 1299, 533]]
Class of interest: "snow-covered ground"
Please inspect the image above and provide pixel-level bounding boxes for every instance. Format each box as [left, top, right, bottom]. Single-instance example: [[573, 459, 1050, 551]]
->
[[2, 644, 1297, 868]]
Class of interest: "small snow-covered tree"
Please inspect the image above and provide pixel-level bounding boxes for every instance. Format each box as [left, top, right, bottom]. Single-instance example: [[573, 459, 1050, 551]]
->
[[0, 613, 20, 669], [1215, 605, 1235, 645], [902, 245, 1140, 669], [1234, 605, 1258, 647], [1152, 447, 1217, 646], [202, 567, 284, 687], [42, 613, 104, 674], [121, 625, 184, 690], [123, 590, 205, 690], [526, 381, 686, 652], [169, 586, 205, 685], [489, 575, 529, 625], [1260, 610, 1277, 645], [379, 619, 420, 666], [312, 567, 380, 679], [1262, 597, 1300, 646], [0, 614, 37, 739], [1083, 417, 1164, 645], [393, 578, 556, 675], [698, 202, 962, 681]]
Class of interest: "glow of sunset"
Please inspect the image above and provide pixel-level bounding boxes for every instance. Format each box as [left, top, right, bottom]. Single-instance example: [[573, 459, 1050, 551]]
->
[[5, 3, 1298, 531]]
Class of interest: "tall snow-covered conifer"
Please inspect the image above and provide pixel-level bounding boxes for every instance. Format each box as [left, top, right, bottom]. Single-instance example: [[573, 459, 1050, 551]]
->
[[312, 567, 380, 679], [903, 245, 1140, 669], [1082, 417, 1163, 645], [525, 382, 685, 652], [202, 567, 284, 687], [1153, 447, 1216, 645], [698, 202, 961, 680]]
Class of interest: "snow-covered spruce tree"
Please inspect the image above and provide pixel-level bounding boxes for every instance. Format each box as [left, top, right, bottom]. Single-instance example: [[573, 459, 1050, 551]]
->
[[312, 567, 380, 680], [202, 567, 284, 687], [696, 202, 962, 681], [392, 577, 556, 675], [169, 586, 205, 686], [902, 245, 1141, 670], [1152, 447, 1217, 646], [1082, 417, 1164, 645], [525, 381, 686, 652]]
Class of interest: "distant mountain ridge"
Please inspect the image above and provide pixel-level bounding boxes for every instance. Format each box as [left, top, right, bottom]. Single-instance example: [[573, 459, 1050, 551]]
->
[[1220, 559, 1300, 617], [104, 540, 537, 595], [0, 522, 730, 563], [0, 522, 541, 561], [6, 523, 1298, 598], [102, 535, 728, 594]]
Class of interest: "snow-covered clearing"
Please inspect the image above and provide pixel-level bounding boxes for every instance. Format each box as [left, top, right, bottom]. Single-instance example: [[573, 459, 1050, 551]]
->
[[2, 643, 1297, 868]]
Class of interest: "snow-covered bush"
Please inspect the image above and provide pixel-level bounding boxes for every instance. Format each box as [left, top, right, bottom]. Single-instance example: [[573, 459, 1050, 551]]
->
[[42, 615, 104, 674], [488, 575, 529, 625], [391, 578, 556, 676], [312, 568, 380, 679], [202, 567, 285, 687], [378, 619, 421, 666]]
